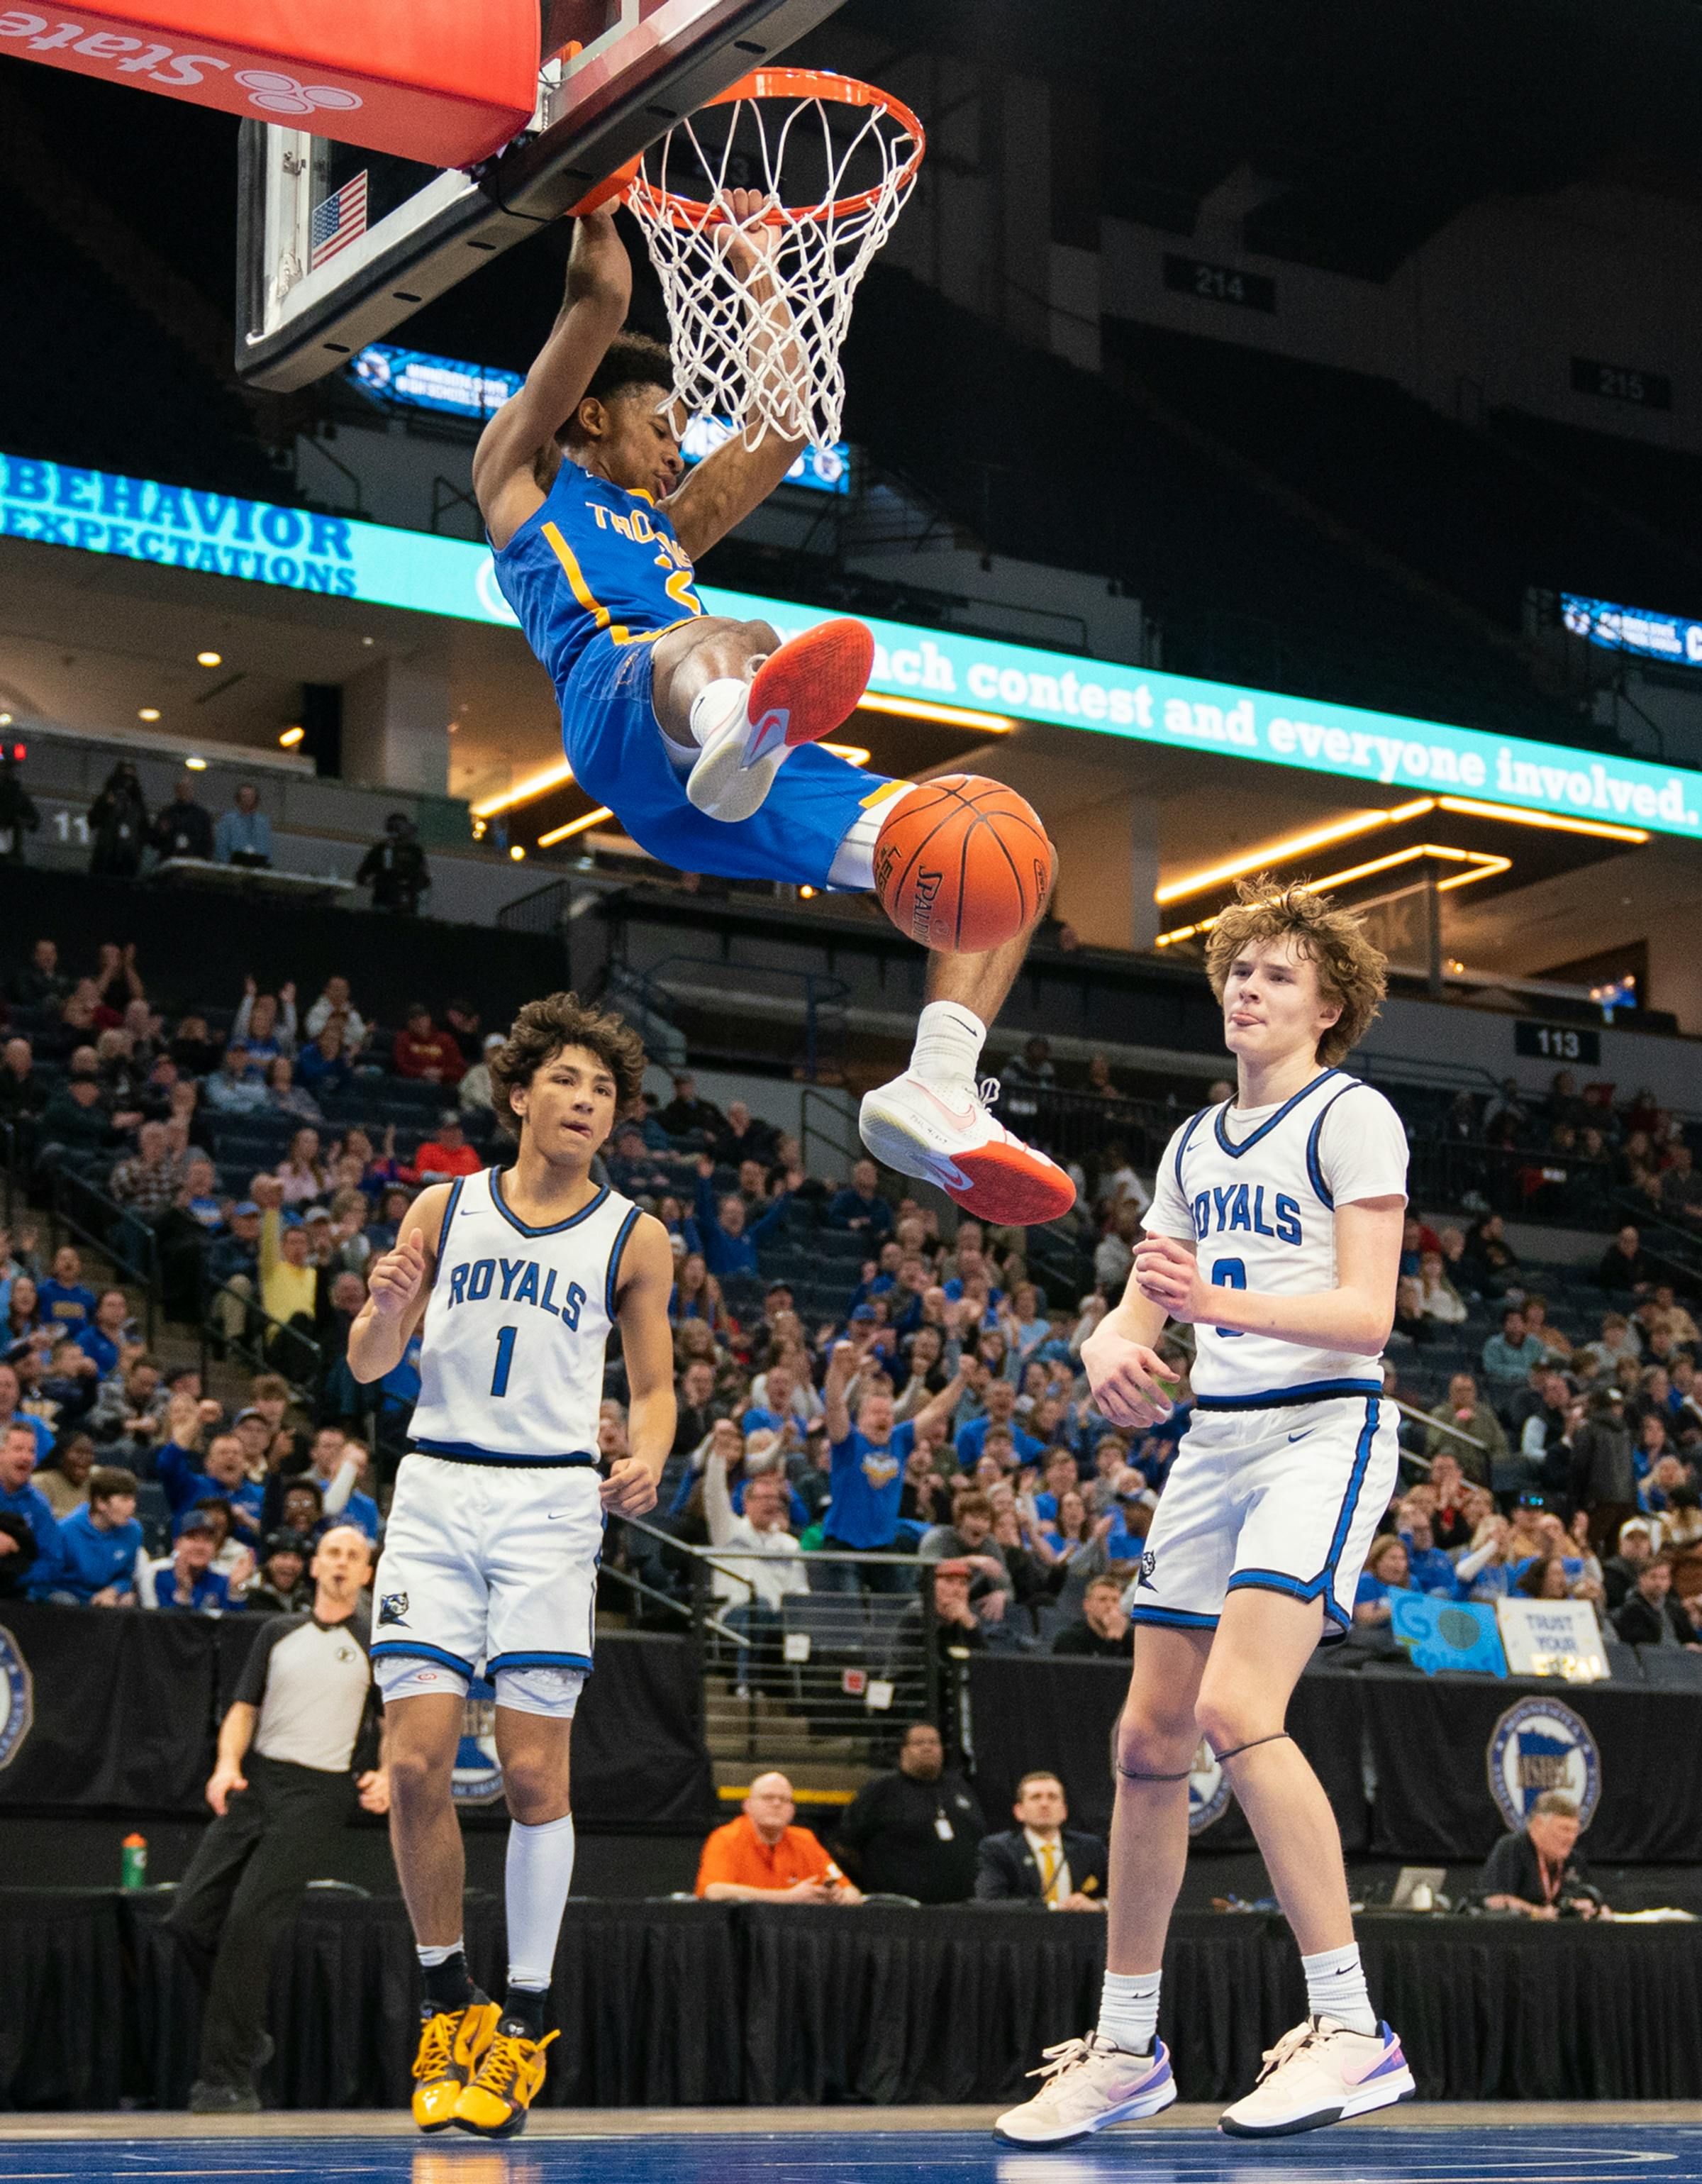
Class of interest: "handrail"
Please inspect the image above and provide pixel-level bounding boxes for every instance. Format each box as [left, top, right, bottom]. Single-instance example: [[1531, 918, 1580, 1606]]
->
[[199, 1270, 324, 1398], [50, 1165, 160, 1348], [623, 952, 850, 1082]]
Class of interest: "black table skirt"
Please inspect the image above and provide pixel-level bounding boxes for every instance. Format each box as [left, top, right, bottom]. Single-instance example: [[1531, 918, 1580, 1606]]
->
[[5, 1889, 1702, 2109]]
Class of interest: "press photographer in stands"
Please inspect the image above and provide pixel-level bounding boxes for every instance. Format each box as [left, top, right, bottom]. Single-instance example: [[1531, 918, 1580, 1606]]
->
[[1480, 1792, 1608, 1919]]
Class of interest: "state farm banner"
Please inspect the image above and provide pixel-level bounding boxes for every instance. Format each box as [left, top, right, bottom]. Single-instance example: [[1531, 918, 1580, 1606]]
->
[[0, 2, 538, 165]]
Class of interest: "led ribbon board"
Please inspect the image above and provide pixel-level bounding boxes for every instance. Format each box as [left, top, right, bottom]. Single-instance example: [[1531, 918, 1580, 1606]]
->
[[1563, 592, 1702, 671], [350, 348, 851, 494], [2, 450, 1698, 839]]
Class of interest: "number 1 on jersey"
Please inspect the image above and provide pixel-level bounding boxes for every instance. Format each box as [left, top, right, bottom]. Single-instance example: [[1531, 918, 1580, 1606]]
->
[[491, 1325, 518, 1397]]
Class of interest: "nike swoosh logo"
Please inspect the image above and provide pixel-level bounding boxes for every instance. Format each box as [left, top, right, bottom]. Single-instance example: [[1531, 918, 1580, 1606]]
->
[[545, 1512, 572, 1521], [907, 1080, 979, 1127], [1287, 1429, 1314, 1443]]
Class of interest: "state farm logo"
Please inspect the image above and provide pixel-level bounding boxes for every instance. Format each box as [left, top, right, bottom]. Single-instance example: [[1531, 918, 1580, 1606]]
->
[[235, 70, 362, 118], [0, 17, 364, 115]]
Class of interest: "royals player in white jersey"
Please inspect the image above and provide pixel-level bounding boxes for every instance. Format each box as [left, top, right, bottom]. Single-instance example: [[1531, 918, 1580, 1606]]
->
[[998, 879, 1416, 2145], [348, 994, 674, 2139]]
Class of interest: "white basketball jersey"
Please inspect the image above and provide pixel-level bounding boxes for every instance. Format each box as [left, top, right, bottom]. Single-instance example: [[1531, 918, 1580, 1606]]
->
[[409, 1168, 639, 1462], [1145, 1070, 1409, 1403]]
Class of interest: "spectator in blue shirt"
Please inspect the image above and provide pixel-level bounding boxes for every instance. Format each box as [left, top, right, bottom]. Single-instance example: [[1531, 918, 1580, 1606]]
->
[[818, 1343, 966, 1586], [828, 1158, 893, 1238], [955, 1378, 1042, 1470], [1398, 1504, 1457, 1595], [37, 1243, 97, 1333], [1481, 1307, 1549, 1395], [213, 782, 273, 867], [691, 1159, 789, 1281], [0, 1361, 52, 1464], [73, 1286, 134, 1381], [301, 1425, 382, 1542], [144, 1510, 230, 1610], [53, 1466, 143, 1604], [204, 1045, 269, 1116], [0, 1419, 65, 1597], [1352, 1535, 1413, 1625], [157, 1430, 265, 1543]]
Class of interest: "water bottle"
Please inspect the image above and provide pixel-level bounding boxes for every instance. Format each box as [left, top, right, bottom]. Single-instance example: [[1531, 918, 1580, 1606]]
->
[[120, 1831, 148, 1890]]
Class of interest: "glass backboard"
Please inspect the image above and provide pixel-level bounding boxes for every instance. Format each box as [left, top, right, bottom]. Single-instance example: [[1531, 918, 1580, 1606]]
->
[[235, 0, 846, 392]]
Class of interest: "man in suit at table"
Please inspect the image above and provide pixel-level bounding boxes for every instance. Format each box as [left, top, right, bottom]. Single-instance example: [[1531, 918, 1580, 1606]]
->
[[975, 1770, 1108, 1910]]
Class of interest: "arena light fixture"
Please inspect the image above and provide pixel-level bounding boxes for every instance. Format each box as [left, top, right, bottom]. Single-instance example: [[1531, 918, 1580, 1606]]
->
[[510, 846, 526, 862], [278, 726, 305, 748], [536, 808, 615, 848], [821, 742, 872, 767], [138, 706, 161, 722], [1434, 796, 1648, 844], [471, 760, 575, 819], [184, 755, 208, 771], [1156, 800, 1436, 905], [855, 693, 1015, 733], [1152, 841, 1510, 948], [196, 650, 223, 668], [0, 714, 11, 727]]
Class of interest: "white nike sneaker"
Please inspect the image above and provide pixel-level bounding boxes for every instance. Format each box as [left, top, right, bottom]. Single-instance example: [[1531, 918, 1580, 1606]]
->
[[685, 617, 873, 824], [994, 2035, 1176, 2146], [858, 1070, 1077, 1229], [1218, 2017, 1414, 2138]]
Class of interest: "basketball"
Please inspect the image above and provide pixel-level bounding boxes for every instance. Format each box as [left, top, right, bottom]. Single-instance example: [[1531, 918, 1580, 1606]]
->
[[872, 775, 1054, 953]]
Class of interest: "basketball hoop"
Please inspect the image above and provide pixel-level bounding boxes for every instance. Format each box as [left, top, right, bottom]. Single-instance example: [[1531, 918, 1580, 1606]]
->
[[625, 69, 925, 451]]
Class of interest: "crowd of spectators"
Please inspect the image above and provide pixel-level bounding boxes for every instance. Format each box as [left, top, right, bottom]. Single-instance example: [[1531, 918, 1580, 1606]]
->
[[1, 941, 1697, 1712]]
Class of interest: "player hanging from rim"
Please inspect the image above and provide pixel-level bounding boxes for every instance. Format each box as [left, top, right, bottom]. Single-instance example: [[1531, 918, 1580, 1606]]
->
[[474, 199, 1074, 1229], [348, 994, 676, 2139], [996, 879, 1416, 2146]]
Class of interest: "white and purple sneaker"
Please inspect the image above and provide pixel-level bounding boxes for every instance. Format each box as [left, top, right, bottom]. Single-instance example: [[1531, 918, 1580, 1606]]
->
[[993, 2034, 1177, 2146], [1219, 2017, 1415, 2138]]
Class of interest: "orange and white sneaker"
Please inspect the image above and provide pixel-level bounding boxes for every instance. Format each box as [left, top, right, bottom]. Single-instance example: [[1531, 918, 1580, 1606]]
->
[[1219, 2017, 1415, 2138], [452, 2022, 559, 2139], [858, 1070, 1077, 1227], [411, 1998, 500, 2132], [686, 617, 874, 823]]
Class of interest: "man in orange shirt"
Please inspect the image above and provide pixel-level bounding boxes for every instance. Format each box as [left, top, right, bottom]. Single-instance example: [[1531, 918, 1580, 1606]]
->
[[695, 1772, 863, 1903]]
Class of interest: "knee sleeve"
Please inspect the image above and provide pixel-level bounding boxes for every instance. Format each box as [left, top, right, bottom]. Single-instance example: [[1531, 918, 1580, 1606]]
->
[[494, 1664, 586, 1719], [374, 1653, 469, 1707]]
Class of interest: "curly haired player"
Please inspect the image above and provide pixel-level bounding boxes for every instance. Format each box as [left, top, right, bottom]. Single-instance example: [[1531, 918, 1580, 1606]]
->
[[474, 199, 1072, 1227], [997, 880, 1417, 2145], [349, 993, 676, 2138]]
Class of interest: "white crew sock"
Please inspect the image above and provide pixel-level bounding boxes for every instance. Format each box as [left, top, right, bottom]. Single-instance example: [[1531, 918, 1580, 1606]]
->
[[1301, 1943, 1376, 2036], [908, 999, 986, 1093], [1096, 1968, 1162, 2055], [505, 1809, 577, 1992], [416, 1939, 462, 1968], [686, 677, 748, 750]]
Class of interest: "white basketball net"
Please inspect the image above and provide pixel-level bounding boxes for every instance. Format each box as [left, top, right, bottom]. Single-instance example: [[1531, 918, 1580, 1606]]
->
[[626, 77, 923, 451]]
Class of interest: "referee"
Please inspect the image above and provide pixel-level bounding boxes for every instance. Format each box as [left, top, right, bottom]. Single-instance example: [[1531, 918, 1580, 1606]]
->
[[163, 1524, 388, 2113]]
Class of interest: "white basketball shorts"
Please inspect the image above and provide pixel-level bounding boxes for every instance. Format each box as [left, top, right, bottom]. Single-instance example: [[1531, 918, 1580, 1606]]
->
[[370, 1453, 604, 1713], [1130, 1387, 1398, 1641]]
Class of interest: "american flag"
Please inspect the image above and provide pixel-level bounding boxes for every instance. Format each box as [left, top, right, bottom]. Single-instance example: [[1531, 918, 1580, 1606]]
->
[[310, 172, 368, 272]]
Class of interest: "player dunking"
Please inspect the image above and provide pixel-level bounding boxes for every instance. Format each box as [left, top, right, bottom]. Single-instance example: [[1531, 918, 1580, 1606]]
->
[[997, 880, 1416, 2144], [474, 200, 1074, 1229], [347, 994, 675, 2138]]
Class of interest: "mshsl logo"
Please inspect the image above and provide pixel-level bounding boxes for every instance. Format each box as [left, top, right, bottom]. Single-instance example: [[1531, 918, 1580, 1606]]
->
[[1486, 1696, 1601, 1832], [452, 1675, 505, 1808], [0, 1623, 33, 1771], [1188, 1736, 1232, 1836]]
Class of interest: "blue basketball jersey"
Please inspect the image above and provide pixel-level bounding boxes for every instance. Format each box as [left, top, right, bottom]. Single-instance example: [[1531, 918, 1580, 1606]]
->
[[493, 460, 703, 692]]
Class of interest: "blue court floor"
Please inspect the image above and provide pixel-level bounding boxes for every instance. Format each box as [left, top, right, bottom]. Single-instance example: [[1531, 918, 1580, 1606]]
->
[[1, 2122, 1701, 2184]]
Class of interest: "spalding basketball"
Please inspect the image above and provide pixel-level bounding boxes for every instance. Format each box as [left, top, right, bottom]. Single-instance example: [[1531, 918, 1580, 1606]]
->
[[872, 775, 1054, 953]]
